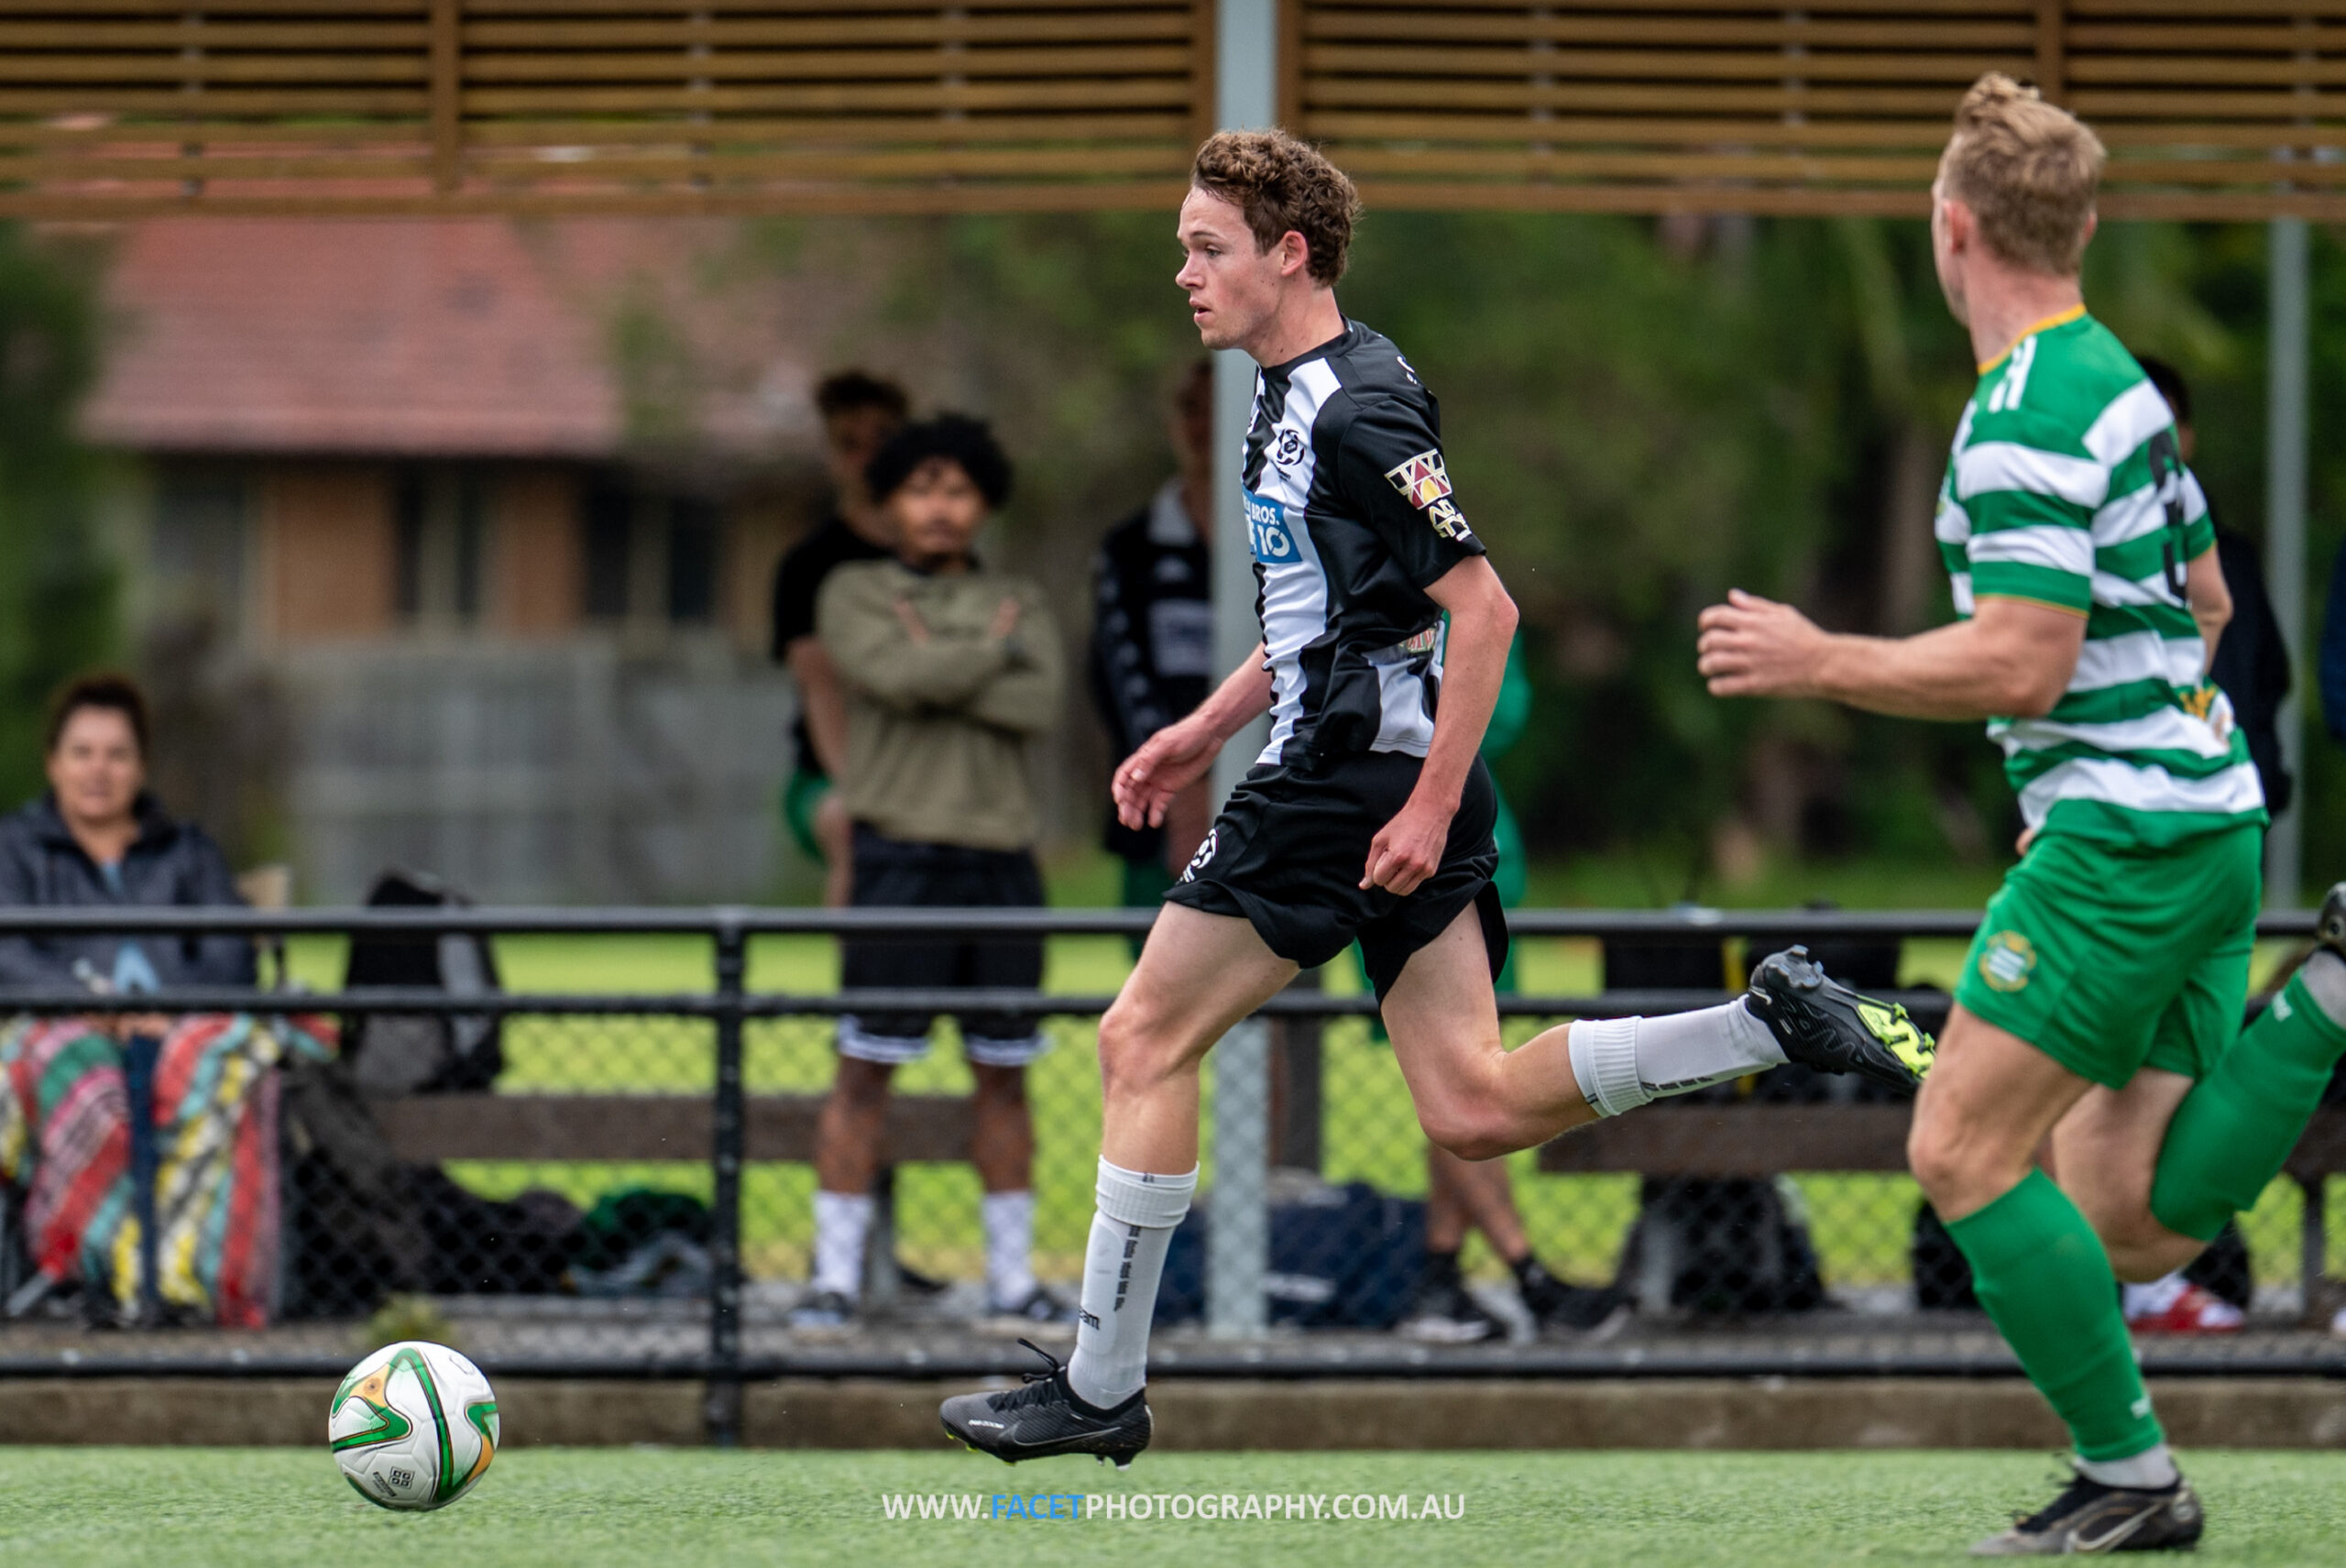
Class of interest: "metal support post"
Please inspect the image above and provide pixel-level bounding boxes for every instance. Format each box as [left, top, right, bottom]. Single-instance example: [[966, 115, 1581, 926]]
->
[[2301, 1173, 2328, 1321], [1208, 0, 1279, 812], [2266, 214, 2308, 909], [1206, 1015, 1270, 1335], [704, 910, 747, 1445]]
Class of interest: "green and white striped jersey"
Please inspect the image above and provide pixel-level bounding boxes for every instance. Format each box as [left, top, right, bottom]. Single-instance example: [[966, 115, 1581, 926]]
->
[[1936, 307, 2266, 849]]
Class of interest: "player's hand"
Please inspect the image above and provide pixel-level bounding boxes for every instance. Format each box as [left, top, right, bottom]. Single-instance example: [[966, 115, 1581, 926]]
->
[[1113, 716, 1220, 830], [1695, 588, 1831, 699], [1362, 795, 1452, 897]]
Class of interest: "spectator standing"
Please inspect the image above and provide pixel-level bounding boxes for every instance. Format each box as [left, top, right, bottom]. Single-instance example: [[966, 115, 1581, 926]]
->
[[0, 673, 252, 992], [771, 371, 911, 907], [1090, 360, 1216, 904], [800, 415, 1069, 1327]]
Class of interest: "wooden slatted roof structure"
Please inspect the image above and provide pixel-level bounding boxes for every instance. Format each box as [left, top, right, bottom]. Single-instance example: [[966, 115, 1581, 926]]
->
[[1, 2, 2340, 219]]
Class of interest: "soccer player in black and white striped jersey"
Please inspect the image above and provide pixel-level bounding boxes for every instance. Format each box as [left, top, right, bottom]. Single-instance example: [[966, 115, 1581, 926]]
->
[[939, 129, 1929, 1468]]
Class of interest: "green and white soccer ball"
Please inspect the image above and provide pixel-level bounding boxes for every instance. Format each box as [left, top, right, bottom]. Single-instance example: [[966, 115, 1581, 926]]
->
[[329, 1340, 499, 1511]]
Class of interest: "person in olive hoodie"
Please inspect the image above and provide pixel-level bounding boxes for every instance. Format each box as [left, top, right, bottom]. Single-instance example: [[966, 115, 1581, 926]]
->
[[0, 672, 251, 996], [800, 414, 1068, 1328]]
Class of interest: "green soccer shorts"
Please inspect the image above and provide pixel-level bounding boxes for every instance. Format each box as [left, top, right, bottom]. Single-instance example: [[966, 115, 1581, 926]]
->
[[1955, 823, 2263, 1088], [781, 766, 832, 864]]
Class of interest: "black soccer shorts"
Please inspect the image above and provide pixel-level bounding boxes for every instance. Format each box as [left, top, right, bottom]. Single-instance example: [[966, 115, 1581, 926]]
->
[[837, 826, 1048, 1067], [1163, 751, 1508, 1001]]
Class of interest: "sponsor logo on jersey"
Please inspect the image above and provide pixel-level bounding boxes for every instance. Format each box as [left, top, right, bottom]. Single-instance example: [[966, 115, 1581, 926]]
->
[[1273, 426, 1306, 467], [1243, 489, 1299, 564], [1427, 496, 1474, 541], [1384, 449, 1452, 509], [1978, 930, 2036, 992]]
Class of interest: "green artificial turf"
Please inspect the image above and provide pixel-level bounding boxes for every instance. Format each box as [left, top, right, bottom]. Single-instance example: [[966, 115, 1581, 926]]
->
[[2, 1448, 2341, 1567]]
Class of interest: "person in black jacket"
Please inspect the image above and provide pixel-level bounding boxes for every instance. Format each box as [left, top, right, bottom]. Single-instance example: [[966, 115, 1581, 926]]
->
[[0, 673, 252, 992], [1088, 359, 1215, 907], [2134, 356, 2294, 817]]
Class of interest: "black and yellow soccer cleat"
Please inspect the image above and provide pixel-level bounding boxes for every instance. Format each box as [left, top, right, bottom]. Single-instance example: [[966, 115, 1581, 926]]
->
[[939, 1340, 1151, 1468], [1969, 1468, 2203, 1556], [1745, 945, 1935, 1094]]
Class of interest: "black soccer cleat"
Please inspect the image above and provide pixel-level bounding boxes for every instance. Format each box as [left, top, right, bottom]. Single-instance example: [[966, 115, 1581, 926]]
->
[[939, 1339, 1151, 1468], [2316, 882, 2346, 964], [1745, 946, 1935, 1094], [1969, 1467, 2203, 1556]]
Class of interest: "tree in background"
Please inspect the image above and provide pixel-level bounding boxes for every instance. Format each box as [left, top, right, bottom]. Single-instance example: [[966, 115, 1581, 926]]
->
[[739, 209, 2327, 896], [0, 224, 115, 808]]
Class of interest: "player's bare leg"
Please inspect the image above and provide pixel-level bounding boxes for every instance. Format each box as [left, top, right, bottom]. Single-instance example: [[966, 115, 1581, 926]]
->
[[2053, 1071, 2200, 1282], [1380, 905, 1925, 1161], [941, 904, 1292, 1464]]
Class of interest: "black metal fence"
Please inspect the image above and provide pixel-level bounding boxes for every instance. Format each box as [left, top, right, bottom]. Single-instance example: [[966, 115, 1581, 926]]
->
[[0, 905, 2336, 1445]]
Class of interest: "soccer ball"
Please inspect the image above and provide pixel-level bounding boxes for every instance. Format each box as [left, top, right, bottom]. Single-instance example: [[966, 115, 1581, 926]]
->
[[329, 1340, 499, 1511]]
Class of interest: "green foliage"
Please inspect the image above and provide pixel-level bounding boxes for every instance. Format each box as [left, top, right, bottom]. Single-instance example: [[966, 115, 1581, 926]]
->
[[0, 224, 115, 806], [741, 210, 2325, 892]]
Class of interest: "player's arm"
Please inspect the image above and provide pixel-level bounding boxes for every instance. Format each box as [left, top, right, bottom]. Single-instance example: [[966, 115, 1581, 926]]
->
[[817, 570, 1012, 711], [784, 637, 851, 775], [1363, 557, 1517, 895], [1697, 589, 2085, 720], [1112, 648, 1273, 830], [2186, 545, 2231, 674]]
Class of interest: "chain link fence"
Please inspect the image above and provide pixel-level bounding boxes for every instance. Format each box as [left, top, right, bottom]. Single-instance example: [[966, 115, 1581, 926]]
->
[[0, 907, 2338, 1442]]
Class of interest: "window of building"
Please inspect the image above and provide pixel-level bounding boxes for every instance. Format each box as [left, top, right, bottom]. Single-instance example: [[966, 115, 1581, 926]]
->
[[667, 498, 718, 623], [395, 466, 490, 630], [151, 469, 247, 626], [583, 477, 632, 620]]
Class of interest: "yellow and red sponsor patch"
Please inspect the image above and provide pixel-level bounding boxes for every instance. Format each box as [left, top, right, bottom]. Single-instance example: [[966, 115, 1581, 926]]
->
[[1383, 449, 1453, 510]]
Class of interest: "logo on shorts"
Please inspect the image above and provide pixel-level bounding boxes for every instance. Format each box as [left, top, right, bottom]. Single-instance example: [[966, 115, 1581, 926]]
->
[[1979, 931, 2036, 992], [1179, 829, 1217, 883]]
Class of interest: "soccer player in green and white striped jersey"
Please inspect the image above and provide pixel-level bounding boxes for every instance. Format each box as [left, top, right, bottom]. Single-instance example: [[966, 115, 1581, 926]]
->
[[1701, 73, 2346, 1554]]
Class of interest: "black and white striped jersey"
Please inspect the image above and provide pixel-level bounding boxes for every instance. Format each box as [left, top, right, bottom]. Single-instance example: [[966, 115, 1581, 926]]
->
[[1242, 318, 1487, 767]]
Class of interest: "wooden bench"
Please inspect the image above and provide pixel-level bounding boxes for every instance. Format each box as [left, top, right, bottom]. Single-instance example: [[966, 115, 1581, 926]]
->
[[1539, 1103, 2346, 1299], [375, 1093, 973, 1163]]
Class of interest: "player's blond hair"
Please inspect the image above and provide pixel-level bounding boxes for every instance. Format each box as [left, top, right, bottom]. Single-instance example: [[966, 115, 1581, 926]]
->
[[1938, 73, 2105, 277]]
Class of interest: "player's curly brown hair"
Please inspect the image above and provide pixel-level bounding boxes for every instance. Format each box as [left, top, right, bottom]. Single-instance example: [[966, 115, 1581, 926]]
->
[[1191, 129, 1361, 285], [1939, 73, 2105, 277]]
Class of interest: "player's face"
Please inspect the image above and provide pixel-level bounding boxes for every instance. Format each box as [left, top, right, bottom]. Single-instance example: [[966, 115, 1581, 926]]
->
[[46, 707, 144, 832], [889, 457, 989, 567], [1929, 176, 1971, 327], [1176, 187, 1282, 354]]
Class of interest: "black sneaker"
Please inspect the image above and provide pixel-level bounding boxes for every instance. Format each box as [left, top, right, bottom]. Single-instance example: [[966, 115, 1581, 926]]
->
[[2316, 882, 2346, 962], [1517, 1261, 1631, 1339], [940, 1340, 1151, 1467], [1970, 1466, 2203, 1556], [897, 1260, 951, 1298], [788, 1288, 856, 1329], [1398, 1278, 1504, 1343], [989, 1287, 1078, 1326], [1746, 946, 1934, 1094]]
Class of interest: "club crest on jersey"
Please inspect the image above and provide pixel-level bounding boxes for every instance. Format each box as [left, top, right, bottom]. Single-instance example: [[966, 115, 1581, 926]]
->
[[1243, 489, 1299, 564], [1426, 497, 1473, 542], [1272, 427, 1306, 467], [1385, 450, 1452, 510]]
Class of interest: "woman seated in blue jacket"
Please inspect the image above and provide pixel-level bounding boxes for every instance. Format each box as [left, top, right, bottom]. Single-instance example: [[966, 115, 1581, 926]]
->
[[0, 672, 252, 993]]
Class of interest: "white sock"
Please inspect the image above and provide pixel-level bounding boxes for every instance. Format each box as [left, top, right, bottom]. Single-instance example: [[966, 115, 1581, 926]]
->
[[1567, 1001, 1788, 1118], [1066, 1158, 1195, 1409], [2077, 1443, 2180, 1490], [810, 1190, 872, 1301], [2123, 1273, 2188, 1319], [982, 1190, 1036, 1308]]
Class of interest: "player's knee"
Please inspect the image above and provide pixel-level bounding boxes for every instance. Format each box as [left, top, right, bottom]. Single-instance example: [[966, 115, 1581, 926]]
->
[[1905, 1113, 1988, 1208], [1095, 1003, 1171, 1102], [1419, 1099, 1517, 1163]]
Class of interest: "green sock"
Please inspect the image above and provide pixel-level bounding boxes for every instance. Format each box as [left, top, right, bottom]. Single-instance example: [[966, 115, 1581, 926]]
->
[[2152, 962, 2346, 1242], [1946, 1169, 2163, 1462]]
